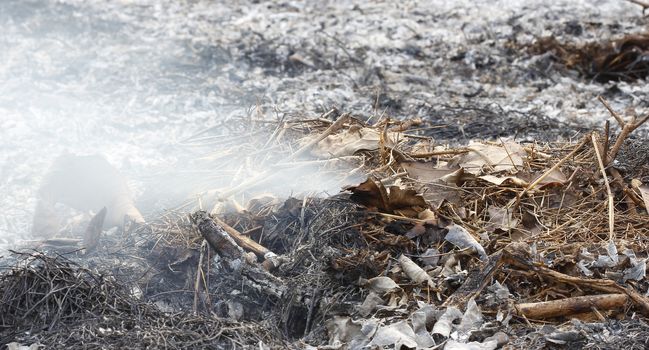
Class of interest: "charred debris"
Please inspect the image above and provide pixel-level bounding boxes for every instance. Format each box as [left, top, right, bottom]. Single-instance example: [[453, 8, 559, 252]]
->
[[1, 100, 649, 349], [527, 33, 649, 83]]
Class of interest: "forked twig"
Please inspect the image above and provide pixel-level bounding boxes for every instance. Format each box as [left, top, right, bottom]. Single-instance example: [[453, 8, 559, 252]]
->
[[598, 96, 649, 166]]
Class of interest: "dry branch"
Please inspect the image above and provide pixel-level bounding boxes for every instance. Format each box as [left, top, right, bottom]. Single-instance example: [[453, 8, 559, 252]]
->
[[191, 211, 245, 260], [503, 244, 649, 316], [514, 294, 628, 319], [444, 252, 504, 307]]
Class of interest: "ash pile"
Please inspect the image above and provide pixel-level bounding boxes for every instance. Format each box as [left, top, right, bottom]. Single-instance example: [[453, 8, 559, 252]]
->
[[2, 105, 649, 349]]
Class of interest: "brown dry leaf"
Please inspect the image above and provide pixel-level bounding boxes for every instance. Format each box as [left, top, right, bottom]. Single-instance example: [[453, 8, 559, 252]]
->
[[418, 209, 437, 222], [420, 182, 463, 210], [402, 161, 463, 184], [306, 126, 400, 158], [405, 223, 427, 239], [454, 141, 526, 175], [387, 186, 428, 211], [486, 206, 519, 232], [536, 168, 568, 187], [639, 185, 649, 212], [521, 210, 542, 236], [346, 178, 427, 217], [402, 161, 465, 209], [479, 174, 528, 187], [346, 178, 390, 211]]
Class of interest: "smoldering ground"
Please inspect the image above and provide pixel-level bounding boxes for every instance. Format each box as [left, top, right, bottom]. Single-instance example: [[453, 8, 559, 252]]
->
[[0, 0, 353, 245], [1, 0, 648, 248]]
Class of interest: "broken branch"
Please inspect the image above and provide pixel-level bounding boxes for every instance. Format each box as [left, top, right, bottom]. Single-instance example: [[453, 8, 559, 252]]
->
[[514, 294, 628, 319]]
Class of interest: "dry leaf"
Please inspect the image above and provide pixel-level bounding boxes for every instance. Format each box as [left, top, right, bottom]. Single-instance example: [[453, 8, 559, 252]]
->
[[358, 292, 384, 317], [536, 168, 568, 187], [402, 161, 462, 184], [479, 174, 528, 187], [325, 316, 365, 345], [82, 207, 107, 253], [346, 178, 427, 216], [638, 185, 649, 213], [420, 182, 463, 209], [411, 306, 436, 348], [365, 276, 401, 294], [454, 141, 525, 175], [346, 178, 390, 211], [420, 248, 441, 266], [445, 224, 487, 261], [432, 307, 463, 337], [306, 126, 399, 158], [417, 209, 437, 222], [370, 321, 418, 349], [486, 206, 519, 232], [405, 223, 427, 239], [398, 255, 433, 286], [386, 186, 428, 213]]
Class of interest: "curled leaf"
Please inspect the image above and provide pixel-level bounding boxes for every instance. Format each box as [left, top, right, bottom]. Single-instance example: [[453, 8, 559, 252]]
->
[[397, 255, 433, 286], [365, 276, 401, 295], [445, 224, 487, 261]]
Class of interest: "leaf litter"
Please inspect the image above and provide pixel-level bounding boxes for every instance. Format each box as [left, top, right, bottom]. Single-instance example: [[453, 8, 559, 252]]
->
[[2, 102, 649, 349]]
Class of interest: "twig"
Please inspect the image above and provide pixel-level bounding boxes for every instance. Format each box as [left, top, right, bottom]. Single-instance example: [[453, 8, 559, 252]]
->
[[287, 113, 351, 161], [210, 215, 275, 259], [409, 148, 470, 158], [500, 138, 519, 171], [193, 240, 207, 315], [591, 132, 615, 241], [368, 212, 429, 224], [610, 167, 638, 214], [519, 134, 589, 197], [598, 96, 649, 165]]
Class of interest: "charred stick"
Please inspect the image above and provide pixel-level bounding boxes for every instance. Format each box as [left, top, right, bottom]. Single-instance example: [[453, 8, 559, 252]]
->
[[191, 211, 286, 298], [210, 215, 271, 258], [191, 211, 245, 261]]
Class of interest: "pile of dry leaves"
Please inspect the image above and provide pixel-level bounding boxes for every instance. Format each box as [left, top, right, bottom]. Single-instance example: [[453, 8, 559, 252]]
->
[[2, 100, 649, 349]]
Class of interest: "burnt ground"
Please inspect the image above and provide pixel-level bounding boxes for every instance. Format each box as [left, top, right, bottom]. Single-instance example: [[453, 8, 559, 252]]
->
[[2, 0, 648, 240]]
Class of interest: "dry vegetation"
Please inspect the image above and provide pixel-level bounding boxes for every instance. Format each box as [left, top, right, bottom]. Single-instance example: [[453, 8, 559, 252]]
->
[[2, 99, 648, 349]]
